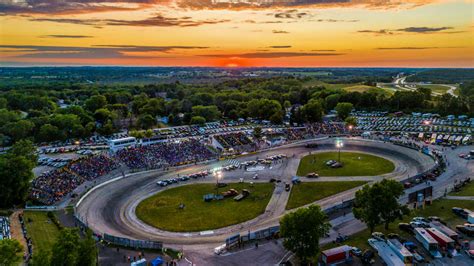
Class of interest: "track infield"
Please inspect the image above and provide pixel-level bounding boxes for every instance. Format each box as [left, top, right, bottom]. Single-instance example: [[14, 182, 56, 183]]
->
[[135, 183, 274, 232], [297, 151, 395, 177], [286, 181, 368, 210]]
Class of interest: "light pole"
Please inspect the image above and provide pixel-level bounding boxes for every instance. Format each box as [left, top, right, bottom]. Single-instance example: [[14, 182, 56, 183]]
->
[[215, 171, 222, 195], [335, 139, 344, 163]]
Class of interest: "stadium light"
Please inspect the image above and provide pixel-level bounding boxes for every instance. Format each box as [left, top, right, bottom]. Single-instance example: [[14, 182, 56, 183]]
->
[[215, 171, 223, 194], [335, 139, 344, 162]]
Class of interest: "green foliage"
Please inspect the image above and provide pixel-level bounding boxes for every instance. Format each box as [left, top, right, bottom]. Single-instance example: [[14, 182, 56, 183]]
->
[[253, 126, 262, 140], [136, 114, 156, 129], [191, 105, 221, 122], [301, 99, 324, 122], [0, 239, 23, 266], [84, 95, 107, 113], [50, 229, 81, 266], [30, 249, 51, 266], [0, 140, 36, 207], [190, 116, 206, 125], [353, 179, 409, 232], [335, 102, 353, 120], [280, 205, 331, 263], [344, 116, 357, 127]]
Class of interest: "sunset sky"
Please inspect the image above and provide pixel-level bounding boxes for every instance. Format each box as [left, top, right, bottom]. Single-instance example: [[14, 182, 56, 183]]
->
[[0, 0, 473, 67]]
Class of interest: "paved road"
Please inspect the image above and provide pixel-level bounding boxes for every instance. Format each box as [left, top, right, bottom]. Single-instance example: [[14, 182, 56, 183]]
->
[[378, 74, 458, 97]]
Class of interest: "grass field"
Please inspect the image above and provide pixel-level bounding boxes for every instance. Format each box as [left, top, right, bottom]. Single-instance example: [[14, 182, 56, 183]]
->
[[23, 211, 60, 252], [296, 152, 395, 177], [136, 183, 274, 232], [450, 181, 474, 196], [418, 84, 451, 94], [322, 199, 474, 252], [286, 181, 368, 210]]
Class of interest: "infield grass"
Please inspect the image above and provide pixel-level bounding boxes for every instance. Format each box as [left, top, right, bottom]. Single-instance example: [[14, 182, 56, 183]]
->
[[286, 181, 368, 210], [136, 183, 274, 232], [297, 152, 395, 177]]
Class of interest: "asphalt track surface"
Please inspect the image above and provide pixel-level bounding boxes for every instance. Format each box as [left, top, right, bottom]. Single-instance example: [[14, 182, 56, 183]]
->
[[76, 138, 435, 244]]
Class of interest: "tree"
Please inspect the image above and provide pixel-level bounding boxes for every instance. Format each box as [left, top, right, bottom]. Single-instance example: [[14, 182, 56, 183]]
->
[[84, 95, 107, 113], [2, 120, 35, 142], [353, 179, 409, 232], [0, 239, 23, 265], [38, 124, 64, 142], [344, 116, 358, 128], [325, 94, 341, 111], [191, 105, 221, 122], [50, 228, 81, 266], [280, 205, 331, 263], [335, 102, 353, 120], [301, 99, 323, 122], [30, 249, 51, 266], [0, 140, 36, 207], [253, 126, 262, 140], [190, 116, 206, 125], [137, 114, 156, 129], [77, 230, 98, 266]]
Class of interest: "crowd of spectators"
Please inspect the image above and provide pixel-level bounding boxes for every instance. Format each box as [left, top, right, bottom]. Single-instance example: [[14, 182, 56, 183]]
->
[[115, 140, 217, 170], [307, 122, 351, 136], [30, 170, 81, 205], [68, 155, 118, 180], [30, 155, 119, 205]]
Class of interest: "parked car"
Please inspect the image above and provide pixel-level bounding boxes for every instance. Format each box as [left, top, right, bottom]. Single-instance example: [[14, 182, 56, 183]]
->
[[371, 232, 385, 241], [351, 246, 362, 257], [399, 223, 413, 233], [306, 172, 319, 178]]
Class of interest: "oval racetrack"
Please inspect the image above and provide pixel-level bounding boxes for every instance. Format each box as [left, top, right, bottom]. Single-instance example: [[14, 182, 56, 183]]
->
[[75, 138, 436, 245]]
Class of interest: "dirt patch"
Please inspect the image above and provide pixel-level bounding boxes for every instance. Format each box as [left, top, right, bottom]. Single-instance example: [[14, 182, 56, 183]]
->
[[9, 210, 26, 251]]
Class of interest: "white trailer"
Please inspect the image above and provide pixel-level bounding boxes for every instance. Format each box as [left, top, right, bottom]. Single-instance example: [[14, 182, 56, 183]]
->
[[414, 228, 442, 258], [368, 238, 404, 266]]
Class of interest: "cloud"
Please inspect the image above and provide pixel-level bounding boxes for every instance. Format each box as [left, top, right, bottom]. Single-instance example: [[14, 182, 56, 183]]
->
[[357, 26, 459, 35], [267, 45, 292, 48], [376, 46, 464, 50], [176, 1, 438, 11], [272, 30, 290, 34], [40, 35, 93, 38], [311, 49, 336, 52], [29, 14, 230, 27], [315, 19, 359, 23], [398, 26, 453, 33], [0, 0, 164, 15], [200, 51, 343, 58], [0, 1, 440, 16], [272, 9, 311, 19], [0, 44, 209, 59]]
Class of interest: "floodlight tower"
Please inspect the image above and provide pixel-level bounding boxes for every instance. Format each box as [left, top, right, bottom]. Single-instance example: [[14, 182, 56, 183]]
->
[[335, 139, 344, 162], [215, 171, 223, 195]]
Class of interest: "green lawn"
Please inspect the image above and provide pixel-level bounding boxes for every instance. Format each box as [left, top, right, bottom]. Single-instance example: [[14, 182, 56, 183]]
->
[[23, 211, 61, 252], [297, 152, 395, 177], [418, 84, 453, 94], [450, 181, 474, 196], [323, 199, 474, 252], [136, 183, 274, 232], [286, 181, 368, 210]]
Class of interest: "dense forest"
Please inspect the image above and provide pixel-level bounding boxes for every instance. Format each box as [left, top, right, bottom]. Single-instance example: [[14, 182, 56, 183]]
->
[[0, 73, 473, 147]]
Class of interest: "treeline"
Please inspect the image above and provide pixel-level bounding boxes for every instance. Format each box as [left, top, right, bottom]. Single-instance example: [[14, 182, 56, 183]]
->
[[0, 77, 472, 146], [406, 69, 474, 84]]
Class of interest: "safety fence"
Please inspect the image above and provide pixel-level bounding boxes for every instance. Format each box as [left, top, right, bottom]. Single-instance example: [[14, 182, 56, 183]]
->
[[225, 225, 280, 248], [74, 215, 163, 250]]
